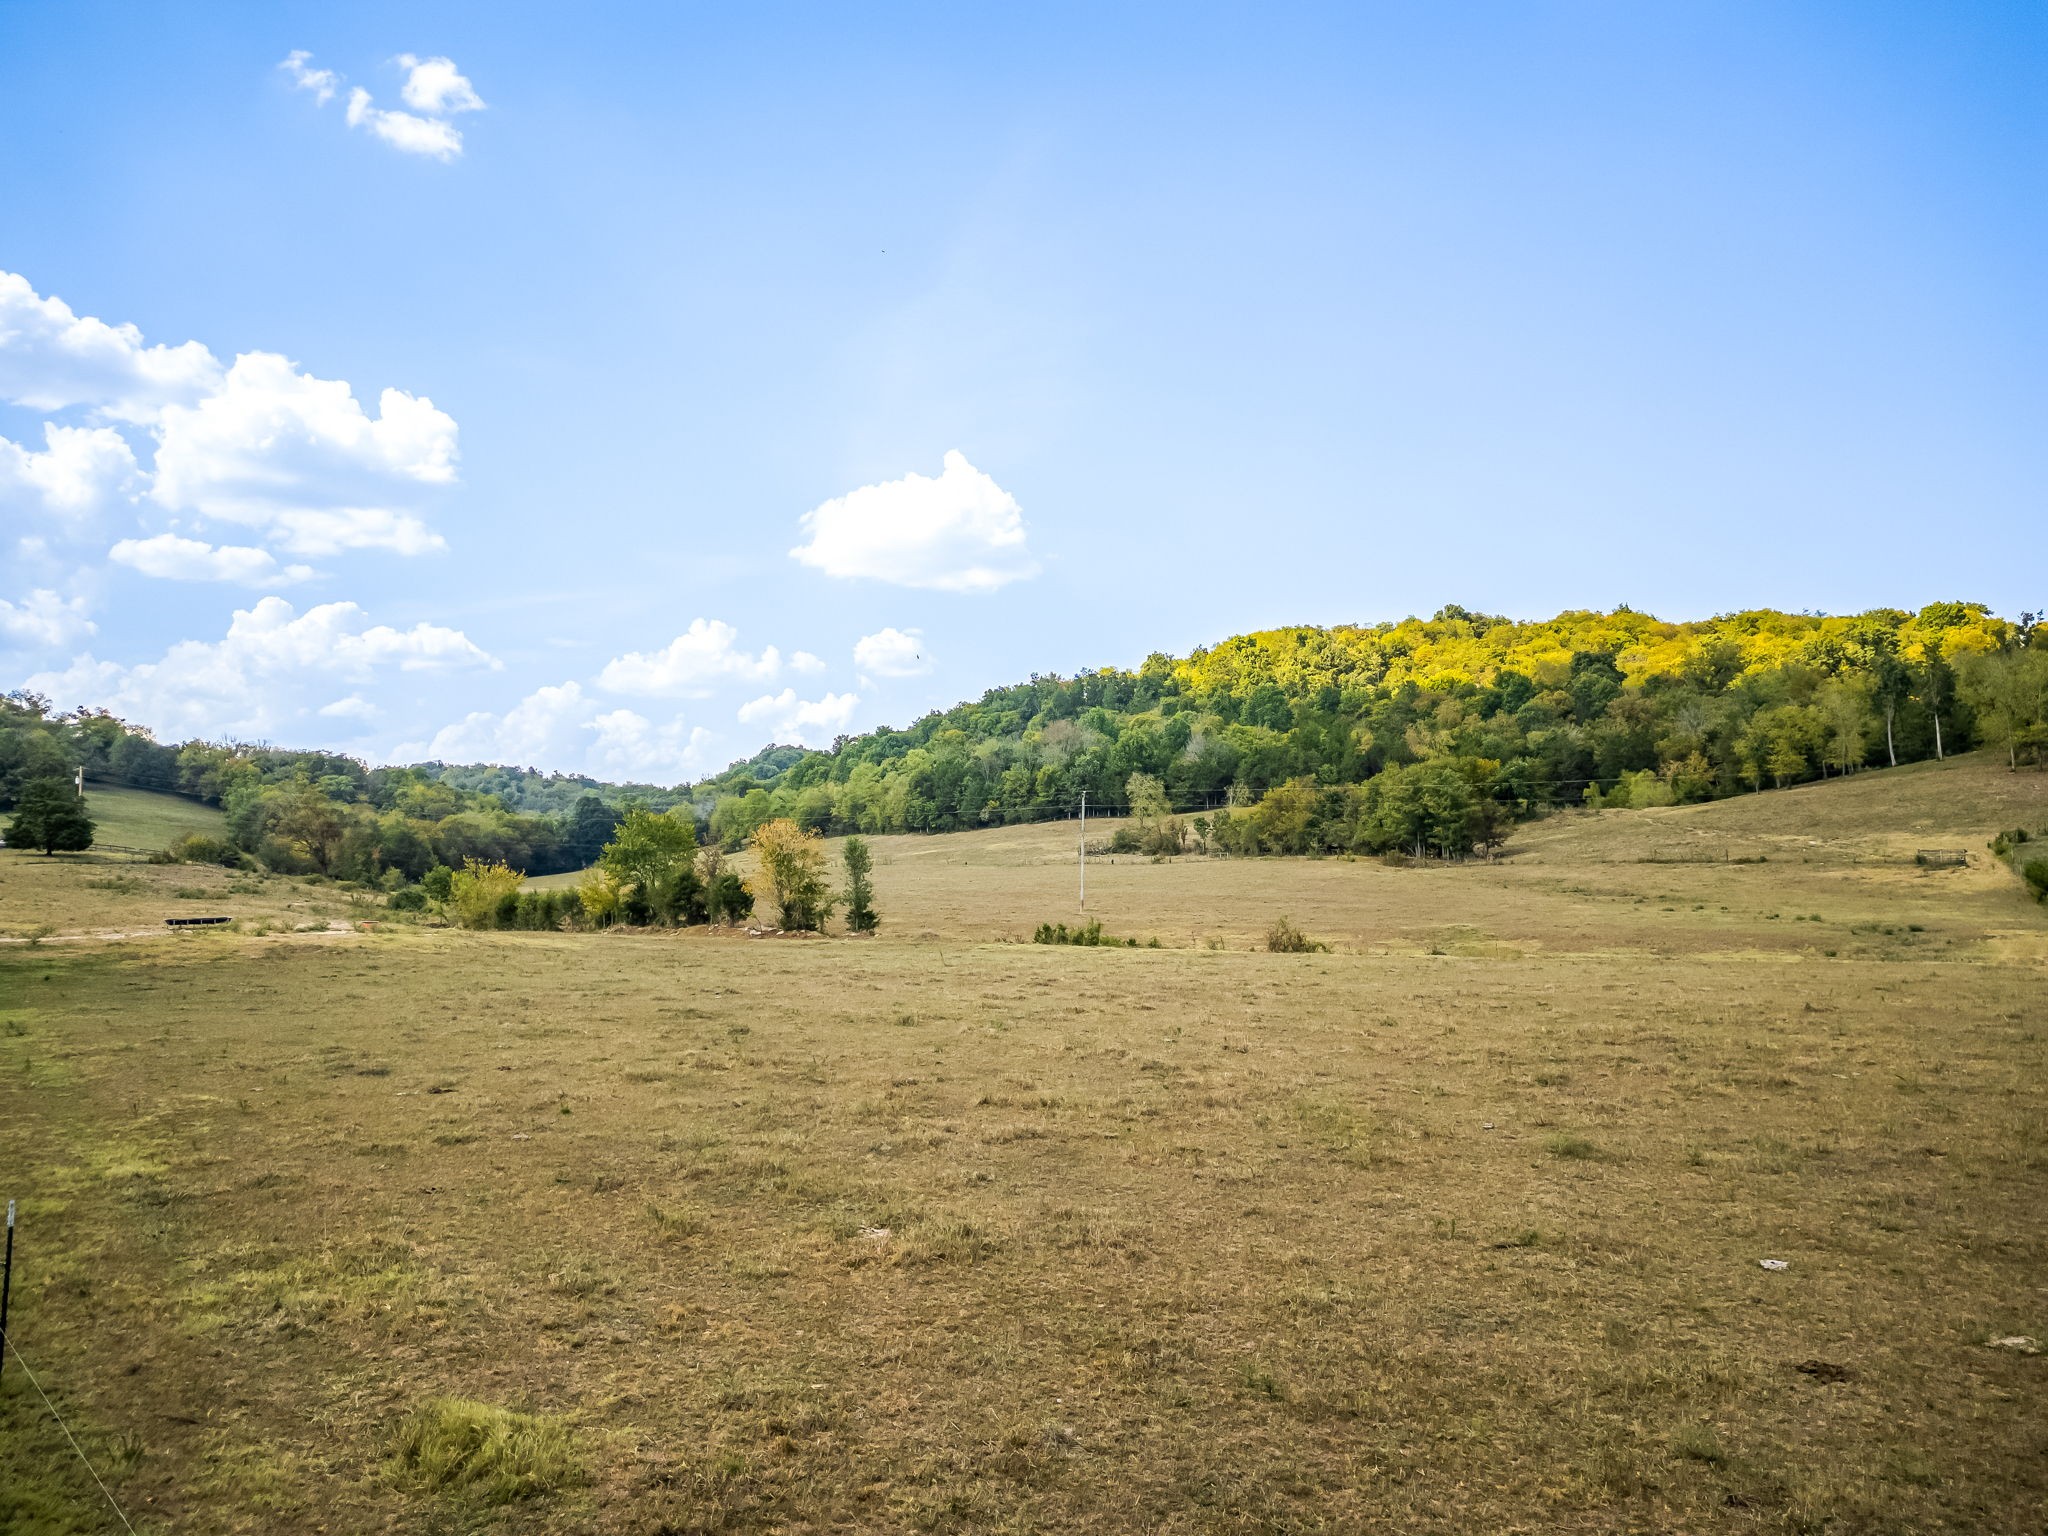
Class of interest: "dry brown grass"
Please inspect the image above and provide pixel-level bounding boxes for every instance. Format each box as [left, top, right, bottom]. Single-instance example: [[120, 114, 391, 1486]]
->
[[1, 753, 2043, 1534]]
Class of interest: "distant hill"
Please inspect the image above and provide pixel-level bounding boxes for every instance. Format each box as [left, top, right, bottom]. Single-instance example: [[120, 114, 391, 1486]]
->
[[678, 602, 2041, 855], [8, 602, 2041, 875]]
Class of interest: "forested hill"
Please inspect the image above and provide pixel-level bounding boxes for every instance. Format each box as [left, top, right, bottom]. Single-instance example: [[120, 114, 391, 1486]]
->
[[4, 603, 2043, 879], [683, 602, 2045, 854]]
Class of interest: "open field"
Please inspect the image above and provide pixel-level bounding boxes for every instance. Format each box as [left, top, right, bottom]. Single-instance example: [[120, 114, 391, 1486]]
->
[[78, 783, 227, 852], [2, 755, 2044, 1533]]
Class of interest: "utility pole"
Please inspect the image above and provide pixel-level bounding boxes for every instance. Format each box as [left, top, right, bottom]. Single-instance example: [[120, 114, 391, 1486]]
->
[[1078, 790, 1086, 912], [75, 766, 83, 797]]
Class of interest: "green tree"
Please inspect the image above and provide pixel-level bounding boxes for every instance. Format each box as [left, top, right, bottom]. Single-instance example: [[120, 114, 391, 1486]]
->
[[1961, 650, 2048, 769], [841, 835, 879, 933], [596, 807, 702, 924], [448, 858, 524, 929], [1817, 679, 1875, 776], [752, 817, 833, 931], [272, 773, 347, 873], [5, 777, 94, 854]]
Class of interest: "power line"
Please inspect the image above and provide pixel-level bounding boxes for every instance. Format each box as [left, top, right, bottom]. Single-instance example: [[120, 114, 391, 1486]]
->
[[3, 1334, 140, 1535]]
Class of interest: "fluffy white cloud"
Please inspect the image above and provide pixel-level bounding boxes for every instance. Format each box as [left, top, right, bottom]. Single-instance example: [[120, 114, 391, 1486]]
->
[[736, 689, 860, 748], [853, 626, 931, 677], [791, 650, 826, 674], [317, 694, 379, 721], [598, 619, 784, 698], [26, 597, 493, 741], [149, 350, 456, 554], [421, 680, 591, 767], [790, 450, 1036, 592], [588, 709, 715, 781], [346, 88, 465, 160], [0, 423, 139, 517], [0, 272, 457, 557], [109, 533, 313, 586], [0, 270, 221, 422], [413, 683, 712, 781], [0, 589, 95, 649], [397, 54, 485, 115], [278, 49, 337, 105]]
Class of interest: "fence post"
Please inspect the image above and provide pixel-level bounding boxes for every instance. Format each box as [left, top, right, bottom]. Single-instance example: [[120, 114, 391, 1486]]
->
[[1, 1199, 14, 1386]]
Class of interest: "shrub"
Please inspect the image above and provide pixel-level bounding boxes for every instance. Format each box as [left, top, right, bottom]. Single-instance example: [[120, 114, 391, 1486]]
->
[[391, 1397, 582, 1503], [387, 886, 428, 912], [1265, 916, 1326, 953], [420, 865, 454, 901], [1035, 920, 1105, 946], [448, 859, 524, 929], [169, 833, 241, 867], [753, 818, 834, 931], [842, 836, 879, 933], [705, 869, 753, 925], [2023, 858, 2048, 903], [577, 869, 622, 927], [1030, 920, 1160, 948]]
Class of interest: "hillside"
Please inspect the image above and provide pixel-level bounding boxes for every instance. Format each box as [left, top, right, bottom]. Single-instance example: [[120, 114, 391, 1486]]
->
[[676, 601, 2042, 855], [80, 782, 226, 850], [7, 603, 2043, 890]]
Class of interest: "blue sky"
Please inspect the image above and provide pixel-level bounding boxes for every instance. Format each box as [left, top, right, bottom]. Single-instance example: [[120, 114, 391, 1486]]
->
[[2, 1, 2042, 781]]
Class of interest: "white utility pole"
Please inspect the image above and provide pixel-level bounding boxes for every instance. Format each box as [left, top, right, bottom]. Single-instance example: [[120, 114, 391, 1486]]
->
[[1078, 789, 1086, 911], [75, 766, 83, 797]]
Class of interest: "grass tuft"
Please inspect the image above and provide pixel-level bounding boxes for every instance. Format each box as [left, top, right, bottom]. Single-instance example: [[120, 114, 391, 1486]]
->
[[390, 1397, 582, 1503]]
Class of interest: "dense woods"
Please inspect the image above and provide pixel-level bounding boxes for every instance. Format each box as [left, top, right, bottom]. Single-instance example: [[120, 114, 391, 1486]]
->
[[684, 602, 2046, 858], [4, 602, 2044, 882]]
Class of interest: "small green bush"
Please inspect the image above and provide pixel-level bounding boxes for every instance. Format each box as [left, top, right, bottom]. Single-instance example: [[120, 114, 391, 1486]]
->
[[1265, 916, 1326, 953], [387, 886, 428, 912], [169, 833, 242, 867], [1031, 920, 1161, 948], [391, 1397, 582, 1504], [2022, 858, 2048, 903]]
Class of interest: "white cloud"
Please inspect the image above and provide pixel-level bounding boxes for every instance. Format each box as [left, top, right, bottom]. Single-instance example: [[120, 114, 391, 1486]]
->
[[0, 272, 457, 557], [421, 680, 590, 767], [0, 589, 95, 649], [791, 650, 826, 674], [396, 54, 485, 115], [588, 709, 714, 781], [598, 619, 784, 698], [317, 694, 379, 722], [0, 423, 139, 517], [853, 626, 931, 677], [0, 270, 222, 423], [26, 597, 494, 741], [149, 350, 456, 554], [790, 450, 1036, 592], [346, 87, 465, 160], [736, 689, 860, 748], [412, 684, 711, 781], [109, 533, 313, 586], [279, 50, 337, 105]]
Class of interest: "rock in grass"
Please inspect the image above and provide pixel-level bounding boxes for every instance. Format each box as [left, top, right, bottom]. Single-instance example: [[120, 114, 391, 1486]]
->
[[391, 1397, 583, 1503]]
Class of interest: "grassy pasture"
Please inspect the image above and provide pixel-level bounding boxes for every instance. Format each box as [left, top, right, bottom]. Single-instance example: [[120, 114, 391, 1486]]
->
[[78, 783, 226, 852], [1, 756, 2043, 1534]]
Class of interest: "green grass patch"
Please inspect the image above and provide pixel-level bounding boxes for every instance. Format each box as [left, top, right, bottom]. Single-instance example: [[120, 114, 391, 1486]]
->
[[390, 1397, 582, 1503]]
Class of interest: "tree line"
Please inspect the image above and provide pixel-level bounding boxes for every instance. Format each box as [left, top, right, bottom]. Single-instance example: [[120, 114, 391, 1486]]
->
[[680, 602, 2046, 858], [6, 601, 2044, 880]]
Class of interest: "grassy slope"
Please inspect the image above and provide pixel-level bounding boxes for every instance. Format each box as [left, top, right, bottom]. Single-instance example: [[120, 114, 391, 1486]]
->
[[0, 755, 2043, 1534], [78, 783, 225, 850]]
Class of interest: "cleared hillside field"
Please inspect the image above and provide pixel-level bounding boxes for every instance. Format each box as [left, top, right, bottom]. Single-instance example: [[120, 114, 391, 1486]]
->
[[2, 757, 2043, 1535], [79, 783, 226, 851]]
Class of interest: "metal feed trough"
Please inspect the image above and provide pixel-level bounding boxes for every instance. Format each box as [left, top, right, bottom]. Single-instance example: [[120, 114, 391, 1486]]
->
[[164, 915, 233, 927], [1915, 849, 1969, 867]]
